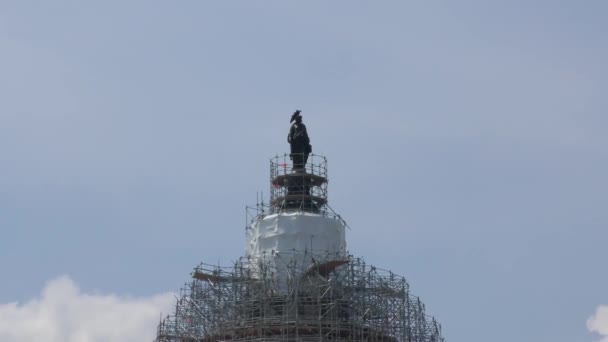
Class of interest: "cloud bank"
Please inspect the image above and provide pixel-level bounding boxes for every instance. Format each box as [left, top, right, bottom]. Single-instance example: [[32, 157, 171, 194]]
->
[[589, 305, 608, 342], [0, 276, 174, 342]]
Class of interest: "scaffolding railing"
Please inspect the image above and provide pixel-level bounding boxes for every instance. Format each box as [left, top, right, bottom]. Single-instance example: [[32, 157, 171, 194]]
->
[[270, 153, 328, 179]]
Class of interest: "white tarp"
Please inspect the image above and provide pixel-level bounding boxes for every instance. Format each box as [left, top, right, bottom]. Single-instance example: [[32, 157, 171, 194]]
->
[[246, 212, 347, 259]]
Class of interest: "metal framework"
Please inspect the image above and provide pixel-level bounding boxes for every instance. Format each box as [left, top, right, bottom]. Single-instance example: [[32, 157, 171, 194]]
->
[[270, 154, 328, 214], [155, 154, 444, 341], [155, 253, 444, 342]]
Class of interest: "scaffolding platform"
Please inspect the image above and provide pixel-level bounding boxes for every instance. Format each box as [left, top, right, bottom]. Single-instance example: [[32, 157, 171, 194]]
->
[[271, 173, 327, 188]]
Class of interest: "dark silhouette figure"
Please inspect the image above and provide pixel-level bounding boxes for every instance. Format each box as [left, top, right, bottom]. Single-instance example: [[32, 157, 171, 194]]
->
[[287, 110, 312, 171]]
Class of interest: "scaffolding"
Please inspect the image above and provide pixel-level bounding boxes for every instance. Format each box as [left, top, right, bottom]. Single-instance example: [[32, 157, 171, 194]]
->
[[269, 154, 328, 214], [155, 253, 444, 342], [155, 153, 444, 341]]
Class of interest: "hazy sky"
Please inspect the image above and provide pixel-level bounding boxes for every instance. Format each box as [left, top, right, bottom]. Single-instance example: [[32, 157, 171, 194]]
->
[[1, 1, 607, 341]]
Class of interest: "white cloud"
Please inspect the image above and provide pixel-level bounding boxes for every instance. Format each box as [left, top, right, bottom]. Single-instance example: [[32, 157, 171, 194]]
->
[[0, 276, 174, 342], [588, 305, 608, 342]]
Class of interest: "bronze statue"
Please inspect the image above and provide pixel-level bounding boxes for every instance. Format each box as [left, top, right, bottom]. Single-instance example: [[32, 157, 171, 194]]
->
[[287, 110, 312, 170]]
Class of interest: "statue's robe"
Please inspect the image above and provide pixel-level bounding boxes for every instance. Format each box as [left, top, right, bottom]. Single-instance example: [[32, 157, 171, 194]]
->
[[288, 123, 311, 169]]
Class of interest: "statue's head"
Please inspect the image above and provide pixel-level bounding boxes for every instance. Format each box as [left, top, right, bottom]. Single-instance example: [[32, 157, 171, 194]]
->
[[290, 110, 302, 123]]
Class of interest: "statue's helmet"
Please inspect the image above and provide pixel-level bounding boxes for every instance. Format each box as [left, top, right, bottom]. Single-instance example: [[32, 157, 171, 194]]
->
[[290, 110, 302, 123]]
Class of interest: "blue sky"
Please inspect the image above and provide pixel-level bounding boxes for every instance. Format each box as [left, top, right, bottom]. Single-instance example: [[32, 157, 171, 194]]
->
[[1, 1, 607, 341]]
